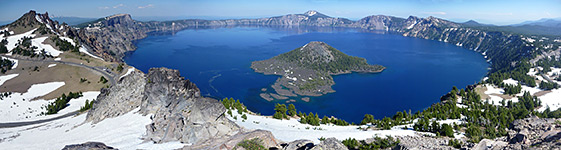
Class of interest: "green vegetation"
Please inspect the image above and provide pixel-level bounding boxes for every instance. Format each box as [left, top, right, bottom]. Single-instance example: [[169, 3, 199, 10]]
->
[[44, 92, 83, 115], [342, 136, 400, 150], [502, 83, 522, 95], [539, 81, 558, 90], [99, 76, 108, 84], [0, 58, 14, 74], [0, 92, 13, 100], [287, 104, 297, 116], [0, 39, 8, 53], [116, 64, 124, 72], [11, 36, 52, 58], [34, 24, 53, 35], [79, 99, 94, 112], [52, 36, 79, 52], [275, 46, 384, 74], [298, 76, 332, 90], [448, 139, 462, 149], [273, 103, 288, 119], [221, 97, 248, 114], [486, 61, 536, 87], [235, 138, 267, 150]]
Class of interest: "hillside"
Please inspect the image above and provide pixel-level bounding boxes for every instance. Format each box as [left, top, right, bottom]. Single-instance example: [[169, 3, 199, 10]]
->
[[251, 41, 384, 99]]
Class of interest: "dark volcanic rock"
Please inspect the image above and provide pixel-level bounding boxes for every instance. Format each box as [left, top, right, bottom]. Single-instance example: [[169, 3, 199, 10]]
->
[[62, 142, 116, 150]]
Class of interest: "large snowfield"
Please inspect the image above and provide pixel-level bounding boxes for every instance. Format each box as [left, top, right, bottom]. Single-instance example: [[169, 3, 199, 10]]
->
[[0, 81, 185, 149], [0, 108, 186, 150], [226, 110, 420, 143]]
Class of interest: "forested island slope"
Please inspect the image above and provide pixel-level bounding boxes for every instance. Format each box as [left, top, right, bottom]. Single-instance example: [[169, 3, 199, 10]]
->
[[251, 41, 384, 100]]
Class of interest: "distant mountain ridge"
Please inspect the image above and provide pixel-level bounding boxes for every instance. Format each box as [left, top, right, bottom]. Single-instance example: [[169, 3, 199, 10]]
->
[[51, 16, 97, 26], [513, 18, 561, 27], [4, 10, 559, 72]]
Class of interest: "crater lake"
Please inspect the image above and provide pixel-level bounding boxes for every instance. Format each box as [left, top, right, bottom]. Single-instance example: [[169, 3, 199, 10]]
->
[[124, 26, 489, 123]]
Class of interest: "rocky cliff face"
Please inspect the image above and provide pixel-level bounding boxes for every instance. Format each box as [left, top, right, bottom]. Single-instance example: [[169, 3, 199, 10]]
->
[[86, 70, 146, 123], [82, 67, 363, 149], [77, 14, 147, 62], [139, 68, 241, 145], [471, 116, 561, 150]]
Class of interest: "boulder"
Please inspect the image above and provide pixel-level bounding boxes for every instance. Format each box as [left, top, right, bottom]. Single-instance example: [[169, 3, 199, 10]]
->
[[62, 142, 116, 150]]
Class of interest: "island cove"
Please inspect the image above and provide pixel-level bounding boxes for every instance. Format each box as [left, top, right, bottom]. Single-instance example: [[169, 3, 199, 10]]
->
[[251, 41, 384, 101]]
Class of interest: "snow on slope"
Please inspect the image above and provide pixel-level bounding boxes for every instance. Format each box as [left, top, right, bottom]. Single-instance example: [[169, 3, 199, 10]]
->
[[0, 74, 19, 86], [5, 28, 37, 51], [21, 82, 65, 100], [0, 91, 99, 123], [538, 88, 561, 112], [227, 111, 418, 143], [119, 67, 135, 79], [0, 82, 66, 122], [31, 37, 63, 57], [59, 37, 75, 46], [79, 45, 103, 60], [47, 64, 56, 68], [0, 108, 186, 150]]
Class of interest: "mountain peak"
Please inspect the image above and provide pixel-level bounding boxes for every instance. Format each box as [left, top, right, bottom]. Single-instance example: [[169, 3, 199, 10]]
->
[[304, 10, 320, 16], [303, 10, 329, 18], [299, 41, 334, 62], [103, 14, 135, 27]]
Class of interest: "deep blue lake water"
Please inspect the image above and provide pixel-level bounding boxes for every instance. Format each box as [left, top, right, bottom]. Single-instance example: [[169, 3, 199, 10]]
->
[[124, 27, 489, 123]]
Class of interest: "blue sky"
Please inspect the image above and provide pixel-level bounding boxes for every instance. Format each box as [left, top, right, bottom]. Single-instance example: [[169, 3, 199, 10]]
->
[[1, 0, 560, 25]]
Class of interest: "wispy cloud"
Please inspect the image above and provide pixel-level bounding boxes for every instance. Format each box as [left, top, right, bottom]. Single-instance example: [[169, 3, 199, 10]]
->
[[113, 4, 125, 9], [138, 4, 154, 9], [422, 12, 447, 15], [99, 4, 125, 10]]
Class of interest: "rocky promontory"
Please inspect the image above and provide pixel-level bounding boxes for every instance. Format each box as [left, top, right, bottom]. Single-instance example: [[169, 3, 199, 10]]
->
[[251, 41, 384, 101]]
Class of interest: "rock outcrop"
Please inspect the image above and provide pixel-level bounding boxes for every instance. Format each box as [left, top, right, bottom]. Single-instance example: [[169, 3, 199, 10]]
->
[[471, 116, 561, 150], [62, 142, 116, 150], [395, 135, 459, 150], [279, 138, 348, 150], [86, 70, 145, 123], [84, 67, 282, 149], [139, 68, 240, 146]]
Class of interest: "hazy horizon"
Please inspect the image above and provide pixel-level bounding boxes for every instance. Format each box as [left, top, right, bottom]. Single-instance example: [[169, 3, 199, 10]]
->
[[1, 0, 560, 26]]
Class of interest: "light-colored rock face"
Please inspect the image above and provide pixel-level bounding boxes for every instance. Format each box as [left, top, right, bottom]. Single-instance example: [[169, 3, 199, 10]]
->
[[299, 41, 334, 63], [310, 138, 349, 150], [86, 70, 146, 123], [138, 68, 240, 146]]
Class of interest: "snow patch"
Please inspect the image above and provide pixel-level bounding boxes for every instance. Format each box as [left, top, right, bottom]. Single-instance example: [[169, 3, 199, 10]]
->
[[0, 108, 186, 149], [21, 82, 65, 100], [227, 110, 418, 143], [407, 21, 417, 29], [502, 78, 518, 86], [119, 67, 135, 79], [47, 64, 57, 68], [31, 37, 63, 57], [0, 74, 18, 86], [0, 91, 99, 123], [59, 37, 75, 46], [79, 45, 103, 60], [5, 28, 37, 51], [538, 88, 561, 112], [54, 58, 61, 61]]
